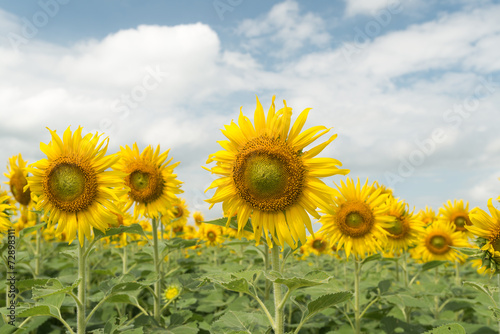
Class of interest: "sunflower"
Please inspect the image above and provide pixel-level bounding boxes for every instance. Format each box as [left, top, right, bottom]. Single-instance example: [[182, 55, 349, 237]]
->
[[168, 198, 190, 229], [4, 154, 32, 208], [467, 198, 500, 262], [13, 209, 37, 236], [163, 284, 181, 301], [382, 197, 425, 254], [27, 126, 127, 245], [193, 211, 204, 227], [113, 143, 182, 219], [199, 223, 224, 247], [304, 233, 331, 256], [438, 199, 473, 237], [318, 178, 392, 259], [0, 191, 14, 236], [205, 96, 349, 248], [418, 206, 436, 227], [412, 221, 469, 263], [103, 201, 136, 248]]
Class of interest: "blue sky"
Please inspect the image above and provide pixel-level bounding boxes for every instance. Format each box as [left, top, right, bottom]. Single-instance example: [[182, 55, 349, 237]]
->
[[0, 0, 499, 224]]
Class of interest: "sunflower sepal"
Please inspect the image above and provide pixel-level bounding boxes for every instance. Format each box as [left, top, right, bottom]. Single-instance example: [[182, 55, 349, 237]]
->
[[448, 246, 483, 257]]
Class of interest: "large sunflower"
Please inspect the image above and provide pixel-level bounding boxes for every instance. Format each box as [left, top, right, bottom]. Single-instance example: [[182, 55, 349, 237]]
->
[[318, 178, 393, 259], [0, 191, 14, 236], [205, 96, 349, 248], [382, 197, 425, 254], [412, 221, 469, 263], [113, 144, 182, 219], [438, 199, 473, 237], [27, 126, 126, 245], [4, 154, 32, 208], [467, 198, 500, 261]]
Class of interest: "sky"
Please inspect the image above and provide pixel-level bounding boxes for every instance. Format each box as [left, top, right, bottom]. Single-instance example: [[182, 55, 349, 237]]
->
[[0, 0, 499, 225]]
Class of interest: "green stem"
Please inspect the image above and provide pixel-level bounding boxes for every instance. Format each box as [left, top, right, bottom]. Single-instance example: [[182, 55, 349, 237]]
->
[[264, 243, 270, 301], [35, 218, 41, 277], [272, 241, 284, 334], [123, 245, 127, 275], [152, 217, 161, 322], [497, 274, 500, 334], [77, 239, 87, 334], [455, 260, 461, 286], [354, 259, 361, 334], [402, 251, 408, 288]]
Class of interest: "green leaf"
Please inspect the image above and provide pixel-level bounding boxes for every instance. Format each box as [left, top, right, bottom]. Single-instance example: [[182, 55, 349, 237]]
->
[[264, 271, 331, 291], [423, 323, 466, 334], [463, 281, 494, 302], [32, 278, 81, 301], [220, 278, 250, 294], [18, 305, 60, 319], [16, 279, 50, 293], [210, 311, 270, 334], [163, 238, 199, 250], [361, 253, 382, 265], [110, 282, 144, 294], [422, 261, 447, 272], [306, 291, 353, 318], [94, 224, 146, 241], [19, 223, 46, 237], [203, 216, 263, 242]]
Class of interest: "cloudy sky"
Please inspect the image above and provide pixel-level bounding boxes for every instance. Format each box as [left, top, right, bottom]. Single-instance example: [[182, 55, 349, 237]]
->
[[0, 0, 499, 223]]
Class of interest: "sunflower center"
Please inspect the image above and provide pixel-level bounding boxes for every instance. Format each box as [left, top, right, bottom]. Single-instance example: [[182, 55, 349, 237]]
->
[[125, 162, 164, 204], [207, 231, 216, 241], [337, 201, 375, 238], [130, 171, 149, 190], [173, 205, 183, 218], [245, 155, 286, 198], [346, 212, 363, 228], [384, 217, 409, 239], [312, 239, 327, 252], [44, 157, 98, 213], [426, 234, 451, 255], [10, 170, 31, 206], [453, 215, 470, 231], [233, 136, 305, 212]]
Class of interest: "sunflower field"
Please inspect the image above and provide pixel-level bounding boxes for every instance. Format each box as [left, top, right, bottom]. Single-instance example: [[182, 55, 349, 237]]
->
[[1, 96, 500, 334]]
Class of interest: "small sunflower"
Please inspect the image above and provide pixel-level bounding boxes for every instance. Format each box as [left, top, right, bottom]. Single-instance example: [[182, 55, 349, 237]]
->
[[318, 178, 393, 259], [438, 199, 473, 237], [164, 284, 181, 301], [4, 154, 32, 208], [168, 198, 190, 229], [412, 221, 469, 263], [113, 144, 182, 219], [205, 96, 349, 248], [199, 223, 224, 247], [382, 197, 425, 254], [418, 206, 436, 227], [193, 211, 204, 227], [304, 234, 331, 256], [27, 127, 127, 245], [13, 209, 37, 236], [467, 199, 500, 264], [0, 191, 14, 236]]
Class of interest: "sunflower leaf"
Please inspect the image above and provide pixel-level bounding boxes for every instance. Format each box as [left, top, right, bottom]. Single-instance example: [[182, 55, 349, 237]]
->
[[94, 224, 146, 241], [18, 305, 61, 319], [422, 261, 447, 272], [423, 323, 466, 333], [210, 310, 270, 334], [19, 223, 46, 238], [264, 272, 331, 291], [305, 291, 353, 318]]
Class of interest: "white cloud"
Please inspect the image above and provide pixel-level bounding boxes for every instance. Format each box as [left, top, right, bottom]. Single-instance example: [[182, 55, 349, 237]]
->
[[344, 0, 423, 17], [237, 0, 330, 58]]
